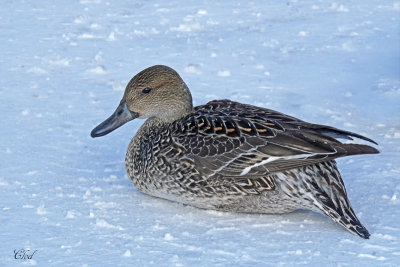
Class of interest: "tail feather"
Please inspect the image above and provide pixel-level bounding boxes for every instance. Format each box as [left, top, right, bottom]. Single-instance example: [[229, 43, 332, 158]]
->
[[311, 125, 378, 145], [277, 160, 370, 239], [334, 143, 380, 157], [322, 198, 370, 239], [309, 160, 370, 239], [295, 127, 380, 157]]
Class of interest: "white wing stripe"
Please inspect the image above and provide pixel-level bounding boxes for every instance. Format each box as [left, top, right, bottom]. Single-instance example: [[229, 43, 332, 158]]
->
[[240, 153, 320, 176], [210, 146, 260, 176]]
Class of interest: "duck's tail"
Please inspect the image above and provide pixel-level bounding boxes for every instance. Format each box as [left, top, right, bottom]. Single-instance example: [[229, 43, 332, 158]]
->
[[277, 160, 370, 239], [316, 193, 370, 239]]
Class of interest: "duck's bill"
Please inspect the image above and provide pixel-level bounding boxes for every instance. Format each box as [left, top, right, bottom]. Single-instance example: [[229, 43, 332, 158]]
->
[[91, 101, 138, 138]]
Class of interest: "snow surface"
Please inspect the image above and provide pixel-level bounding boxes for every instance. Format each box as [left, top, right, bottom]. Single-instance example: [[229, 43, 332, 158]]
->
[[1, 0, 399, 266]]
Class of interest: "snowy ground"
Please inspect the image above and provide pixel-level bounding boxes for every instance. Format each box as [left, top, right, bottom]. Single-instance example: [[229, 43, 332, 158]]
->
[[1, 0, 399, 266]]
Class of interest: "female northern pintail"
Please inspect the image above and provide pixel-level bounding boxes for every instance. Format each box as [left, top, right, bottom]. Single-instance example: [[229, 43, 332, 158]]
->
[[91, 65, 379, 239]]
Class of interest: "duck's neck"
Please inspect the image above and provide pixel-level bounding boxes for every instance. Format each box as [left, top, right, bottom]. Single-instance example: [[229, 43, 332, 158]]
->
[[135, 117, 164, 137], [132, 106, 192, 145]]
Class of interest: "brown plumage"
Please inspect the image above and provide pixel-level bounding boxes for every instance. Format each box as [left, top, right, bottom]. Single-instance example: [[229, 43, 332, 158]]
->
[[91, 65, 379, 239]]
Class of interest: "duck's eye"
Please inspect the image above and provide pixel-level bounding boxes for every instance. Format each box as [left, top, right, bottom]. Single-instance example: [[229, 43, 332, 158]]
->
[[142, 87, 152, 94]]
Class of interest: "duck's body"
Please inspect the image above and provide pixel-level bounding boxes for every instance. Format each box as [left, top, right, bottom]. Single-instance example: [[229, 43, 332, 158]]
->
[[91, 65, 379, 239]]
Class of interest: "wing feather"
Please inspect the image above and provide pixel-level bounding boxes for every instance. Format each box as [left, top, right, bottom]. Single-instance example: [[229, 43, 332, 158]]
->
[[171, 99, 379, 179]]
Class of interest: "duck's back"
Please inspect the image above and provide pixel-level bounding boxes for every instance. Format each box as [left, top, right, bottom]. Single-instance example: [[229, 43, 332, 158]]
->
[[171, 99, 378, 178]]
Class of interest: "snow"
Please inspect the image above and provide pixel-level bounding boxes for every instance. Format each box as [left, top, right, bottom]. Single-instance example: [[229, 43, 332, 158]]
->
[[1, 0, 399, 266]]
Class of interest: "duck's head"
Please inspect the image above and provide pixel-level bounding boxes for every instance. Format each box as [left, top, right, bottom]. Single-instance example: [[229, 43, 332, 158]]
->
[[91, 65, 193, 138]]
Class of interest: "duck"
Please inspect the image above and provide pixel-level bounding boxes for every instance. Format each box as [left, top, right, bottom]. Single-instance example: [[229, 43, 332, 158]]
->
[[91, 65, 379, 239]]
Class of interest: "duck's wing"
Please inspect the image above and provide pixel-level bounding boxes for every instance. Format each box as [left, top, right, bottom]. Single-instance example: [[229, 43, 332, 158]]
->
[[171, 99, 379, 178]]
